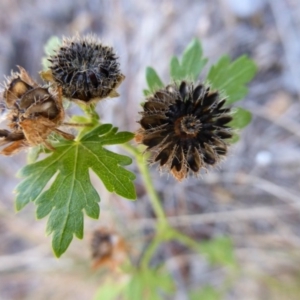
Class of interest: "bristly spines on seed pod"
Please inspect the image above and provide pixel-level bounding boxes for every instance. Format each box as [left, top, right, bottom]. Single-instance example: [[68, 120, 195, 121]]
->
[[135, 81, 233, 181], [47, 35, 125, 103]]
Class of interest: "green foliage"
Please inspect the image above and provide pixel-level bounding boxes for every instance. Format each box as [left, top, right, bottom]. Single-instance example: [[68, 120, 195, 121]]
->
[[11, 36, 256, 269], [205, 54, 256, 142], [199, 237, 236, 267], [124, 268, 174, 300], [206, 55, 257, 104], [94, 267, 174, 300], [145, 39, 208, 94], [93, 280, 128, 300], [15, 124, 136, 257], [228, 133, 240, 144], [229, 107, 252, 129], [42, 36, 61, 70], [144, 40, 255, 144], [170, 38, 208, 81], [228, 107, 252, 143], [190, 286, 221, 300], [146, 67, 164, 93], [169, 229, 236, 268]]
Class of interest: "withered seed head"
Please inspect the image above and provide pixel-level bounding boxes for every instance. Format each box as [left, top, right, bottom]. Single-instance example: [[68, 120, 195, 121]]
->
[[91, 229, 113, 261], [48, 35, 125, 103], [136, 81, 233, 181], [91, 228, 128, 270], [0, 66, 74, 155]]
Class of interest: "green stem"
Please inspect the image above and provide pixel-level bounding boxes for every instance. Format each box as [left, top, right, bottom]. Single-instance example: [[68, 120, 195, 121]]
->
[[122, 143, 169, 268], [168, 228, 202, 254], [140, 236, 161, 269], [80, 102, 99, 122], [122, 142, 207, 269], [137, 156, 167, 225], [122, 143, 167, 226], [76, 103, 101, 140]]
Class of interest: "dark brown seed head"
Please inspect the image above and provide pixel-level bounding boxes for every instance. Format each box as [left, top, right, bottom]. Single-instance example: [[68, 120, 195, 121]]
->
[[48, 35, 125, 103], [136, 81, 233, 181]]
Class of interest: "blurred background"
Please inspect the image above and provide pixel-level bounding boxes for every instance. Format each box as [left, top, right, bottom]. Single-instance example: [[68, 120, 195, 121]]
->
[[1, 0, 300, 299]]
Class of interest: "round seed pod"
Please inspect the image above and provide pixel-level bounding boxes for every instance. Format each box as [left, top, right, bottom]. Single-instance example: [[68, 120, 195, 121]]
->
[[136, 81, 233, 181], [48, 35, 125, 103]]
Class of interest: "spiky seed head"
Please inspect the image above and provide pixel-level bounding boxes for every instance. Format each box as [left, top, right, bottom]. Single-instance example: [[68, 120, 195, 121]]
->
[[48, 35, 125, 103], [136, 81, 233, 181]]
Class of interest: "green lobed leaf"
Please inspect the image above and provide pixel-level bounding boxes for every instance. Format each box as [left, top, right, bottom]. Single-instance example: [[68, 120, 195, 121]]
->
[[227, 107, 252, 144], [229, 107, 252, 129], [206, 55, 257, 104], [170, 39, 207, 81], [15, 124, 136, 257], [181, 38, 208, 81], [228, 132, 240, 144], [146, 67, 164, 93], [170, 56, 183, 81], [143, 89, 152, 96]]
